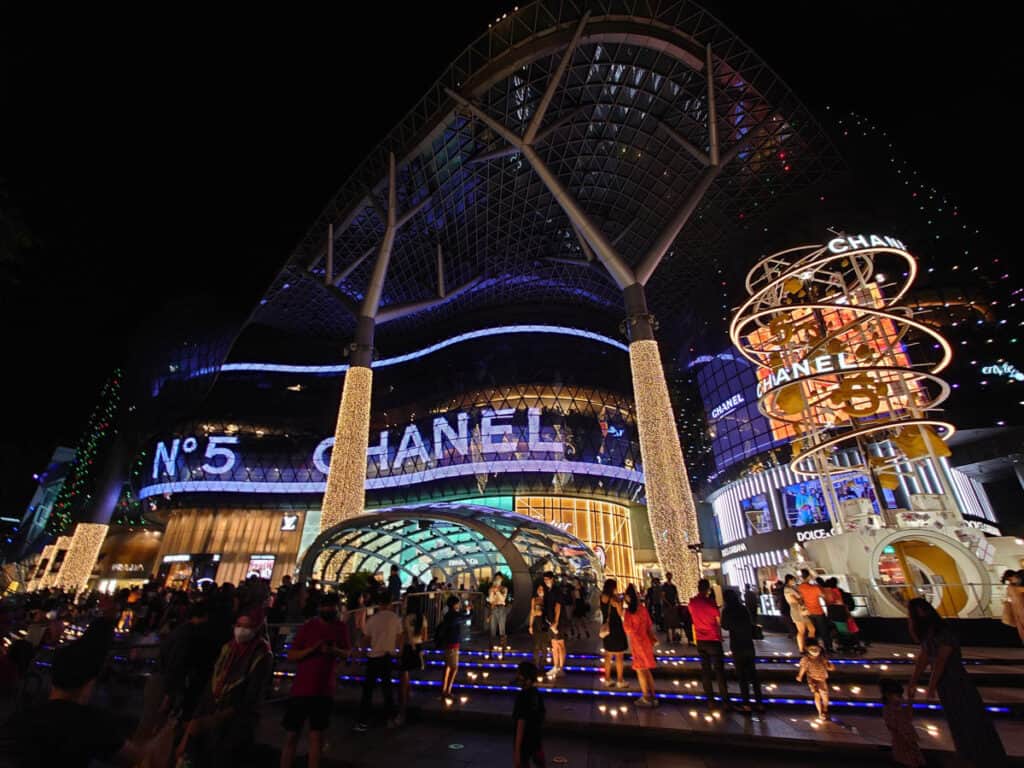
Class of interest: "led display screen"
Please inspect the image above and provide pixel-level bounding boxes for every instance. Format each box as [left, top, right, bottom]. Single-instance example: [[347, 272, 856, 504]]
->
[[740, 493, 773, 535]]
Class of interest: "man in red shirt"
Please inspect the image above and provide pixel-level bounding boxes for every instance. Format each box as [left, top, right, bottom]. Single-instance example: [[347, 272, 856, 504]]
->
[[280, 591, 349, 768], [688, 579, 729, 710], [798, 569, 832, 652]]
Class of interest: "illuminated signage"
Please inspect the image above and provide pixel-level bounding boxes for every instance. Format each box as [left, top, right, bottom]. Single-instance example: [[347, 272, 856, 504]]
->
[[722, 542, 747, 557], [111, 563, 146, 573], [826, 234, 906, 254], [141, 405, 643, 499], [981, 363, 1024, 382], [281, 514, 299, 532], [710, 393, 745, 419], [795, 528, 833, 543], [756, 353, 863, 398]]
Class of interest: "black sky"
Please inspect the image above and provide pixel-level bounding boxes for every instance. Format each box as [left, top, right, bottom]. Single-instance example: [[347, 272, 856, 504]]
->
[[1, 3, 1017, 514]]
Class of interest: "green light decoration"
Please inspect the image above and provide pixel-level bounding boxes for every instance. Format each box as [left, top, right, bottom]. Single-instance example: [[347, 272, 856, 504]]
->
[[47, 370, 123, 535]]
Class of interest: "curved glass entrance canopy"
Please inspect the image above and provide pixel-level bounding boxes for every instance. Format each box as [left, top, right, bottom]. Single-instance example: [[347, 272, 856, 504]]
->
[[299, 502, 601, 627]]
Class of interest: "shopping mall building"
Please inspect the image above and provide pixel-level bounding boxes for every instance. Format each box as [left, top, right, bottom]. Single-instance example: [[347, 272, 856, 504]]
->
[[19, 1, 1023, 620]]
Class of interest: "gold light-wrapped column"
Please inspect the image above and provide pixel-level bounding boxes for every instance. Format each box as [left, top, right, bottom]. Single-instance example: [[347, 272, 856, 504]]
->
[[55, 523, 108, 592], [320, 366, 373, 531], [40, 536, 72, 589], [629, 339, 701, 597], [29, 544, 55, 591]]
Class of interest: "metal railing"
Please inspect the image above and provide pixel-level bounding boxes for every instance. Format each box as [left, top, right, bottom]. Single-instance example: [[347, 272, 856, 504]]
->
[[867, 582, 1000, 619]]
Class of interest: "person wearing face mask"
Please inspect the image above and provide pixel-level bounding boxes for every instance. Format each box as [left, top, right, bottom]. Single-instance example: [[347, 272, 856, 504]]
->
[[280, 592, 349, 768], [177, 611, 273, 768]]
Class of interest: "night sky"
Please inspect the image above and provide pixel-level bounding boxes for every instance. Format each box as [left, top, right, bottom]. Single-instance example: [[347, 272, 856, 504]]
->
[[1, 3, 1016, 515]]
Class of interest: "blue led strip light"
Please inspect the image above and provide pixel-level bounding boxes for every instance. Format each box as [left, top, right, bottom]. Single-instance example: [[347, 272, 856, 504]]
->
[[212, 325, 628, 377], [138, 458, 644, 498], [267, 672, 1011, 715]]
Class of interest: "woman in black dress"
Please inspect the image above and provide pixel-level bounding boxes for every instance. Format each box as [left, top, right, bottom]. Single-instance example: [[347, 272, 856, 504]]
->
[[907, 598, 1006, 767], [599, 578, 628, 688]]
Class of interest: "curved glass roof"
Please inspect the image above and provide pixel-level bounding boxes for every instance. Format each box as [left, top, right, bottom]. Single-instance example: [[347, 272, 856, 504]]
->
[[249, 0, 838, 349], [305, 502, 602, 586]]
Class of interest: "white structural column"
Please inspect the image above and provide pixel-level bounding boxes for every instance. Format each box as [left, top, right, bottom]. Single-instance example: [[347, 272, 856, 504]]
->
[[320, 154, 398, 532], [443, 30, 740, 597]]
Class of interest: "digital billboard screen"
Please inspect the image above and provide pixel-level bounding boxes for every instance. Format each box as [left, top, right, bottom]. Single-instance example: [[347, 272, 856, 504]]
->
[[740, 493, 773, 536]]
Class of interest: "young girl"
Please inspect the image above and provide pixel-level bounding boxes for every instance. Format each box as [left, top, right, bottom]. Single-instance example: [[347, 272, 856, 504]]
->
[[796, 640, 834, 721], [880, 679, 925, 767]]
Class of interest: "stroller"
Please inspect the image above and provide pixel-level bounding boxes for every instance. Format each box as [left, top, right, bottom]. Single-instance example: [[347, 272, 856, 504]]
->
[[827, 603, 867, 655]]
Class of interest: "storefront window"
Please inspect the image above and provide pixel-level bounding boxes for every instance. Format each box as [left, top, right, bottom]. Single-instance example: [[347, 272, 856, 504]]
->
[[514, 496, 640, 584]]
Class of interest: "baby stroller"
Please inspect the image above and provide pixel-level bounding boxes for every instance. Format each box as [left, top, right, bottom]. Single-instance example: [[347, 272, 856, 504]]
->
[[827, 603, 867, 655]]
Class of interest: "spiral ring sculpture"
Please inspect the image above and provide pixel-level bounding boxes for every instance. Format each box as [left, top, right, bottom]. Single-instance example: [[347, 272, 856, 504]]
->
[[729, 235, 954, 491]]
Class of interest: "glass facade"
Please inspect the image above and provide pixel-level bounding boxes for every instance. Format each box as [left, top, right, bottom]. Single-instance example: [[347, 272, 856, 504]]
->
[[514, 496, 640, 585]]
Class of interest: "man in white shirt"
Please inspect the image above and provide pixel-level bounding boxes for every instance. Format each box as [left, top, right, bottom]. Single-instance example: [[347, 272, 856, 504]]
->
[[354, 593, 404, 732], [487, 573, 509, 646]]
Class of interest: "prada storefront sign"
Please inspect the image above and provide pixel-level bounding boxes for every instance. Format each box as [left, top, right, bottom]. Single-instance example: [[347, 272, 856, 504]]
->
[[721, 521, 833, 562]]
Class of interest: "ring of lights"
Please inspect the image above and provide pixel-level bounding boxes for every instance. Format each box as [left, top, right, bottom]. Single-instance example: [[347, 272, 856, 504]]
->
[[730, 236, 954, 486], [790, 419, 956, 478], [759, 367, 952, 426]]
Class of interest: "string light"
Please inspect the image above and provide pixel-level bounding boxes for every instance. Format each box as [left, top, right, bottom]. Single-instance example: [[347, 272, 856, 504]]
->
[[320, 366, 374, 530], [55, 523, 109, 592], [629, 339, 701, 594]]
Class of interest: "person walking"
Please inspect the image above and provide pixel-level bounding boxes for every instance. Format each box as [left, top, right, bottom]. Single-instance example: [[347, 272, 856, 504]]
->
[[784, 574, 815, 652], [512, 662, 546, 768], [178, 611, 273, 767], [799, 569, 830, 652], [688, 579, 729, 710], [354, 593, 403, 732], [541, 573, 566, 678], [621, 584, 658, 707], [281, 592, 349, 767], [387, 565, 402, 606], [796, 640, 834, 721], [598, 579, 628, 689], [721, 589, 762, 712], [437, 595, 463, 699], [528, 583, 550, 675], [397, 606, 428, 726], [570, 578, 590, 640], [907, 598, 1006, 766], [487, 573, 509, 647], [661, 572, 682, 645], [880, 679, 925, 768]]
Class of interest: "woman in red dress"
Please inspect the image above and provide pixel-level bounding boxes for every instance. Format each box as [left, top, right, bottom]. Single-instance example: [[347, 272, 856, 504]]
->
[[621, 584, 658, 707]]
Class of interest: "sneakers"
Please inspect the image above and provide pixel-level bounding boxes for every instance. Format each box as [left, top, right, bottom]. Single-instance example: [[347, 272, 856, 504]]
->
[[635, 697, 659, 708], [600, 677, 613, 687], [352, 722, 369, 733], [615, 680, 630, 689]]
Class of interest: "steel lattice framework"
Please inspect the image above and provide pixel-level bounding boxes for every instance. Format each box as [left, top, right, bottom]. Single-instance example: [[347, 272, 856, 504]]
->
[[248, 0, 838, 349]]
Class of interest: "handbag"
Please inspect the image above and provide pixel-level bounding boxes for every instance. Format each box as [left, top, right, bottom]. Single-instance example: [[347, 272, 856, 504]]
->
[[751, 624, 764, 641], [599, 622, 610, 639]]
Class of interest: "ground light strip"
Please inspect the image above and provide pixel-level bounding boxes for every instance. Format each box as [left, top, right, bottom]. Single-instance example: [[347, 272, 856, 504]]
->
[[268, 670, 1011, 714]]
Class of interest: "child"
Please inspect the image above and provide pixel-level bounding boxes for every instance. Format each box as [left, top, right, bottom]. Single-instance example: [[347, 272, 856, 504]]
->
[[513, 662, 546, 768], [796, 640, 835, 721], [880, 679, 925, 767]]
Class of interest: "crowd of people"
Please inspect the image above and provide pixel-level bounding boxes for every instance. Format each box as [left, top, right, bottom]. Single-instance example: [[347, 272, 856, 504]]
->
[[0, 565, 1010, 768]]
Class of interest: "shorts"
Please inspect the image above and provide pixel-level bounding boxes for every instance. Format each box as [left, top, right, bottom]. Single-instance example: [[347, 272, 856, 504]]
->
[[444, 645, 460, 667], [282, 696, 333, 732], [806, 678, 828, 695]]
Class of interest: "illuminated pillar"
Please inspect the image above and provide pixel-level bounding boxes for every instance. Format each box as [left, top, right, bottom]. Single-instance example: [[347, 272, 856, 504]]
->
[[55, 522, 109, 592], [30, 544, 55, 591], [41, 535, 72, 589], [624, 283, 701, 597]]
